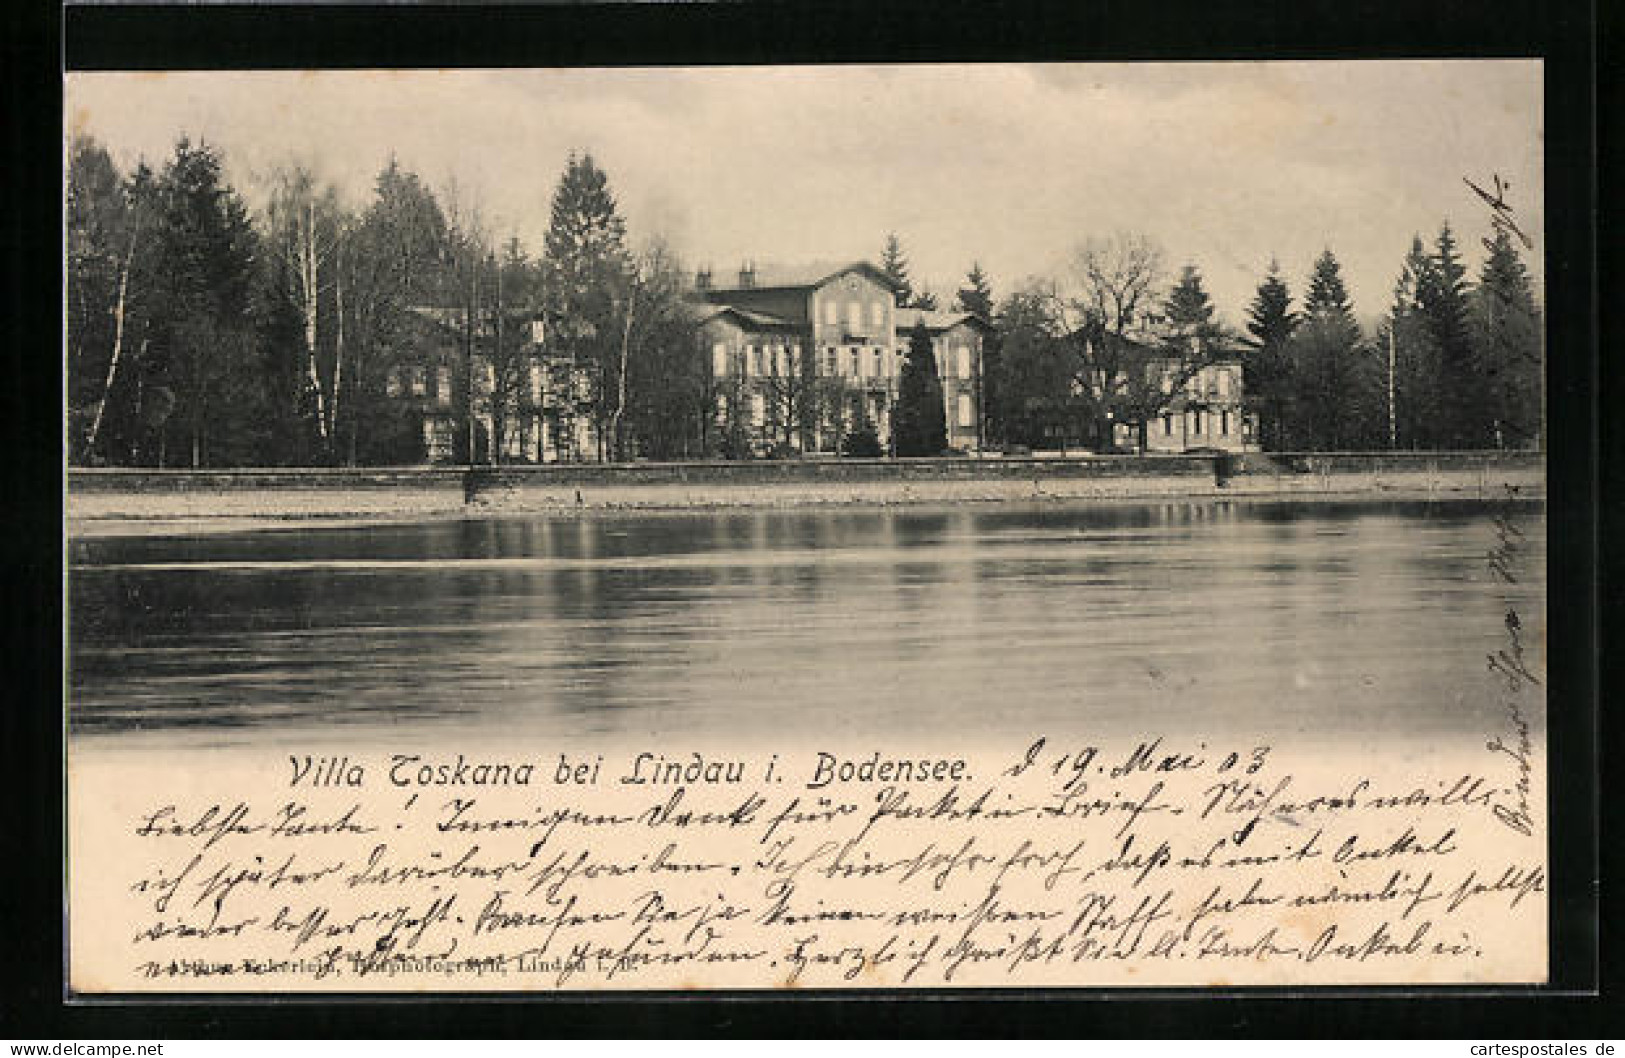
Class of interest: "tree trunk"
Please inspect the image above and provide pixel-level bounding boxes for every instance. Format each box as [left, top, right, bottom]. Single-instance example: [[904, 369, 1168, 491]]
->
[[611, 283, 636, 462], [331, 236, 344, 448], [493, 263, 505, 465], [300, 201, 329, 450], [88, 214, 142, 458]]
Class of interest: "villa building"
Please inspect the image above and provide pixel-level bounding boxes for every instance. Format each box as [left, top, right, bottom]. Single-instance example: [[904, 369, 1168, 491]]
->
[[382, 259, 1252, 463], [691, 261, 992, 455]]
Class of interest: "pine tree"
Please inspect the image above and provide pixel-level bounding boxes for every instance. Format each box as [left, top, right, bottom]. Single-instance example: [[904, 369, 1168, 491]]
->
[[1383, 236, 1444, 449], [1164, 264, 1215, 330], [1472, 226, 1542, 448], [1418, 222, 1482, 446], [955, 262, 994, 319], [1243, 259, 1299, 450], [544, 152, 631, 457], [1288, 249, 1367, 450], [145, 138, 265, 467], [892, 323, 947, 456], [880, 232, 914, 307], [1245, 261, 1298, 349]]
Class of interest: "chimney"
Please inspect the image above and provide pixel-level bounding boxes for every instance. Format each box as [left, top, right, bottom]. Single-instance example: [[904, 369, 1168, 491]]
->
[[695, 266, 712, 291], [738, 261, 756, 289]]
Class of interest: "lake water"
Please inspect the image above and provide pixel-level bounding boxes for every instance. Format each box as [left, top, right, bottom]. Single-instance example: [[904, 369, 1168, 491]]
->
[[67, 497, 1546, 748]]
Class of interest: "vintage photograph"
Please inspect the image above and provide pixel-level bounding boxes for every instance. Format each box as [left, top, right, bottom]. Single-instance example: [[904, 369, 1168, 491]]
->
[[64, 63, 1549, 992]]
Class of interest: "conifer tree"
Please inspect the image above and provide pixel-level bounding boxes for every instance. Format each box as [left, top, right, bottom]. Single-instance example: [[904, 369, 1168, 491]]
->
[[955, 262, 995, 319], [1243, 259, 1299, 450], [892, 323, 947, 456], [145, 137, 264, 467], [1164, 264, 1216, 331], [544, 152, 631, 458], [880, 232, 914, 307], [1472, 226, 1542, 448], [1288, 249, 1367, 450], [1382, 236, 1444, 449], [1418, 222, 1482, 446]]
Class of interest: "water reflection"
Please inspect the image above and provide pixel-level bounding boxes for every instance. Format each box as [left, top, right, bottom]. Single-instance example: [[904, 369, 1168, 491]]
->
[[68, 498, 1546, 744]]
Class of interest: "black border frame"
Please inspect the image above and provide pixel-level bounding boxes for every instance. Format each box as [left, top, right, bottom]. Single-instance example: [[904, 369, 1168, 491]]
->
[[7, 0, 1606, 1038]]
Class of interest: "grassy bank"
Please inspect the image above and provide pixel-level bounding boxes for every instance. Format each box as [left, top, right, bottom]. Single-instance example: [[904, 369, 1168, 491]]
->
[[66, 452, 1544, 535]]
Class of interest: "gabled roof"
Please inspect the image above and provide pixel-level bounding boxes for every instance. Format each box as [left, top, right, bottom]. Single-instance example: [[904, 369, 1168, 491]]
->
[[699, 260, 904, 295], [686, 303, 803, 331], [893, 307, 994, 335]]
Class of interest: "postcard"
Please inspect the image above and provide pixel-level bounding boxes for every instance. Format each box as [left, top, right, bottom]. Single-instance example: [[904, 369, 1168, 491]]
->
[[64, 61, 1548, 992]]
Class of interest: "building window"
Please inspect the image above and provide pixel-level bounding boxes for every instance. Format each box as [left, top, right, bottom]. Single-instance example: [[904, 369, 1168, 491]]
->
[[957, 346, 971, 379], [823, 347, 837, 376], [849, 347, 862, 376], [957, 393, 974, 428], [385, 367, 402, 398], [823, 300, 837, 326], [1162, 414, 1173, 436], [712, 342, 728, 377], [1220, 410, 1231, 436], [788, 344, 801, 373], [750, 393, 765, 427], [1217, 368, 1232, 398], [530, 362, 542, 404], [411, 366, 428, 398], [872, 348, 883, 377], [436, 366, 452, 407]]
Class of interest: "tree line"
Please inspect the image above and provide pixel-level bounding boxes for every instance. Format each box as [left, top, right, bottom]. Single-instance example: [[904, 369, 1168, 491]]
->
[[971, 225, 1542, 454], [66, 134, 706, 466], [67, 132, 1542, 467]]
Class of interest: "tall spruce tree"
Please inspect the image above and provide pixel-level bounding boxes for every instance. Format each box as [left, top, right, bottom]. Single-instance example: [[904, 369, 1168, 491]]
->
[[1383, 236, 1445, 449], [544, 152, 631, 459], [1418, 222, 1481, 446], [1164, 264, 1216, 331], [955, 262, 994, 319], [892, 322, 947, 456], [1472, 226, 1542, 448], [1243, 259, 1299, 450], [880, 232, 914, 307], [1288, 249, 1367, 450], [146, 137, 265, 467]]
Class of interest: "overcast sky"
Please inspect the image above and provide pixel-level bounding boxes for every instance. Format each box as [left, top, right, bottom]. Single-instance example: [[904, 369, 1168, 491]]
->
[[65, 62, 1542, 326]]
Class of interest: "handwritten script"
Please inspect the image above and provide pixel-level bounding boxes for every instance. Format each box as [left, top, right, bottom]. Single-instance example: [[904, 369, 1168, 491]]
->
[[70, 727, 1547, 991]]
